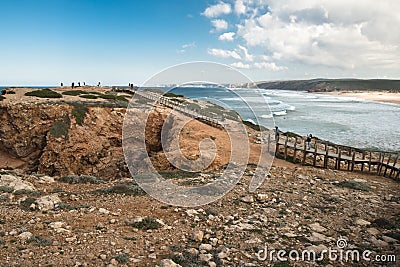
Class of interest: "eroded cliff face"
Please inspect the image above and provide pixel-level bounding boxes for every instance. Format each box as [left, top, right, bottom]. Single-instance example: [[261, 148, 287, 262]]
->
[[0, 103, 128, 179], [0, 101, 233, 179]]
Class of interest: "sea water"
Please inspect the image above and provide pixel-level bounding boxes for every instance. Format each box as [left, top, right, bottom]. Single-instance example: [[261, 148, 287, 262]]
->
[[167, 87, 400, 151]]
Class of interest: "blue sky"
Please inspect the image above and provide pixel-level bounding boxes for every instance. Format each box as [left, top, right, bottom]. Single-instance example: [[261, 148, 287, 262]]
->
[[1, 0, 399, 85]]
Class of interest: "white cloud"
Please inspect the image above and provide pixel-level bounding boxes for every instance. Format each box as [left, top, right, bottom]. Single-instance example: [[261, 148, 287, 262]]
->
[[231, 61, 250, 69], [234, 0, 247, 15], [202, 2, 232, 18], [208, 48, 242, 60], [218, 32, 235, 41], [205, 0, 400, 76], [237, 45, 254, 61], [211, 19, 228, 31], [254, 62, 288, 71], [177, 42, 196, 53]]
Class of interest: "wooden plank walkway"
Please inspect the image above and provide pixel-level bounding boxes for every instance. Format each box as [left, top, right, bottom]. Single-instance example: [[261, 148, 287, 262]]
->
[[113, 87, 225, 128], [274, 134, 400, 180], [113, 87, 400, 180]]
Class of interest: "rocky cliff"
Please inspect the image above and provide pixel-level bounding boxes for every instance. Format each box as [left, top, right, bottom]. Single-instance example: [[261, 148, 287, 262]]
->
[[0, 102, 128, 179]]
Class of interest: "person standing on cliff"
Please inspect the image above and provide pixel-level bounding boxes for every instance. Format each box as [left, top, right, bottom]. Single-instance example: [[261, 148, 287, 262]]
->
[[275, 126, 280, 142], [72, 82, 75, 89], [97, 81, 101, 87], [306, 133, 312, 150]]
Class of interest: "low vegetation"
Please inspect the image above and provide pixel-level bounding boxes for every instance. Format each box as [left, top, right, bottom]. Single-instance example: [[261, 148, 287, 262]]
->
[[94, 182, 146, 196], [71, 103, 88, 126], [58, 175, 104, 184], [129, 217, 161, 230], [337, 180, 371, 192], [25, 89, 62, 98], [26, 235, 52, 246]]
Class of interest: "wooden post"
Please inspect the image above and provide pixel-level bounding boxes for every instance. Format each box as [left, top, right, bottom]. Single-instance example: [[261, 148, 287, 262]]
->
[[284, 136, 288, 160], [348, 148, 352, 171], [324, 143, 329, 168], [351, 151, 356, 171], [389, 154, 399, 178], [368, 151, 372, 172], [267, 134, 271, 153], [383, 154, 392, 177], [293, 137, 298, 163], [361, 151, 365, 172], [378, 153, 385, 175], [337, 148, 342, 170], [302, 140, 307, 165], [313, 141, 318, 166]]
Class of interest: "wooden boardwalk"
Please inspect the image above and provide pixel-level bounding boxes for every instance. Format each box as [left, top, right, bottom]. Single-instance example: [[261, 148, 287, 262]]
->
[[273, 134, 400, 180], [113, 87, 399, 180], [113, 88, 225, 128]]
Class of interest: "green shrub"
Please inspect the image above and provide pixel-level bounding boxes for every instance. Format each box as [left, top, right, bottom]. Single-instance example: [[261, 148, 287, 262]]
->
[[71, 103, 88, 126], [25, 89, 62, 98], [94, 182, 145, 196], [79, 94, 98, 99], [49, 120, 69, 138], [164, 92, 184, 98], [58, 175, 104, 184], [13, 189, 40, 196], [337, 180, 371, 192], [130, 217, 161, 230], [159, 170, 200, 179], [62, 90, 83, 96], [0, 186, 13, 193], [27, 235, 51, 246], [112, 253, 130, 263]]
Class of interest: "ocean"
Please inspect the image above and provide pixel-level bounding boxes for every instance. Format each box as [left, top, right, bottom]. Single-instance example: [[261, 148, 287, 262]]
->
[[167, 87, 400, 151]]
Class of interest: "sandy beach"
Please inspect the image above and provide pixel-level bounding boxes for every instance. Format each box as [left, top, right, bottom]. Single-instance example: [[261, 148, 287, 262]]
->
[[321, 91, 400, 105]]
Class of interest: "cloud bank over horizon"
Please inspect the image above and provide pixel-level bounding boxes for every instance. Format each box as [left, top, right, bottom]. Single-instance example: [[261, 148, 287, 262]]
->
[[203, 0, 400, 78]]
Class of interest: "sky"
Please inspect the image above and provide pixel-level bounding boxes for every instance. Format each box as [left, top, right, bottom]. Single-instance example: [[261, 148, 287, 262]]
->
[[0, 0, 399, 85]]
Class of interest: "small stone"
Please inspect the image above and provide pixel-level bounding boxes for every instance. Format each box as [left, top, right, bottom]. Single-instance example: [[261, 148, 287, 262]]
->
[[18, 232, 33, 242], [381, 236, 398, 243], [49, 221, 64, 229], [370, 236, 388, 247], [110, 258, 118, 265], [199, 253, 213, 262], [309, 223, 327, 232], [192, 230, 204, 242], [284, 232, 297, 238], [100, 254, 107, 260], [159, 259, 182, 267], [186, 248, 199, 255], [36, 194, 61, 211], [356, 219, 371, 226], [148, 253, 157, 259], [240, 195, 254, 204], [99, 208, 110, 214], [218, 251, 228, 259], [366, 228, 380, 236], [199, 244, 212, 251], [256, 194, 268, 202], [208, 262, 217, 267], [66, 236, 77, 243], [306, 244, 328, 254]]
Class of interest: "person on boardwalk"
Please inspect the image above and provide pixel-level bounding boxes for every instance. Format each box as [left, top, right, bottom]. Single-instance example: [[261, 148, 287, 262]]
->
[[275, 126, 280, 142], [306, 133, 312, 150]]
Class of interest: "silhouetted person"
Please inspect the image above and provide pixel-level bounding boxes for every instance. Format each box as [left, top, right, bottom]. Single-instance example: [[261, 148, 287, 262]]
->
[[72, 82, 75, 89], [275, 126, 280, 142], [78, 82, 80, 87], [97, 81, 101, 87], [83, 82, 85, 86], [60, 82, 63, 87], [306, 133, 312, 150]]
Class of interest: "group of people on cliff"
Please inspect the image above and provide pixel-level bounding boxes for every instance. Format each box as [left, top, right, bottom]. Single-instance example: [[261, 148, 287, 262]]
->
[[60, 81, 101, 88]]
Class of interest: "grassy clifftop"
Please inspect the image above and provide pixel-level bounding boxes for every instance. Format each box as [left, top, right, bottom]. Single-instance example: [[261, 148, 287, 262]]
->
[[257, 79, 400, 92]]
